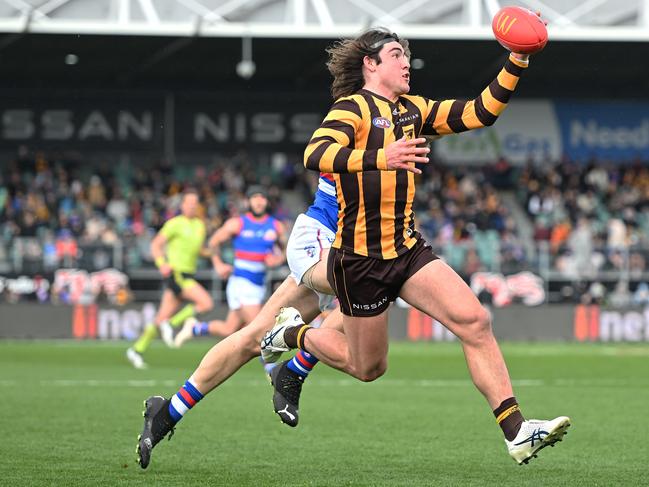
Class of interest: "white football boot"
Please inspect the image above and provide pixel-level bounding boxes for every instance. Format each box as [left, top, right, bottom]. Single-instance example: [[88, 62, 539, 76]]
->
[[174, 317, 197, 348], [506, 416, 571, 465], [126, 347, 148, 369], [159, 320, 176, 348], [260, 307, 305, 363]]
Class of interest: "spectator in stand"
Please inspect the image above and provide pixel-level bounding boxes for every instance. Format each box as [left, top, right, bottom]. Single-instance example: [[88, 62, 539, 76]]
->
[[106, 187, 129, 230], [549, 218, 571, 254], [607, 217, 628, 250], [633, 282, 649, 306], [55, 229, 79, 266], [568, 217, 594, 276]]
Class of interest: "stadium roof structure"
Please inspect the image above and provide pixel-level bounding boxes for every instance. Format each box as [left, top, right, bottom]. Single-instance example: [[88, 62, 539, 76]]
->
[[0, 0, 647, 98], [0, 0, 648, 41]]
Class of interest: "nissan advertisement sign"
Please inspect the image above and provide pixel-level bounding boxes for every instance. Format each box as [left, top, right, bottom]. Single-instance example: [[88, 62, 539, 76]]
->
[[0, 92, 325, 152], [4, 94, 649, 160]]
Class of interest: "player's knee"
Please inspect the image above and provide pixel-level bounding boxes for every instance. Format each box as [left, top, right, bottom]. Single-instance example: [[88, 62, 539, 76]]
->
[[355, 361, 387, 382], [474, 306, 492, 334], [357, 369, 385, 383], [457, 306, 493, 343], [235, 326, 262, 356], [195, 296, 214, 314]]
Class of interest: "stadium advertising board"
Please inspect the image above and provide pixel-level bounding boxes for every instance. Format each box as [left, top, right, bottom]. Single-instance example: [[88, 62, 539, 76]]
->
[[4, 95, 649, 159], [172, 93, 325, 151], [71, 302, 157, 340], [435, 100, 649, 164], [434, 100, 562, 164], [0, 92, 326, 152], [3, 302, 649, 342], [555, 102, 649, 160], [406, 304, 577, 342], [0, 95, 165, 150], [574, 304, 649, 342]]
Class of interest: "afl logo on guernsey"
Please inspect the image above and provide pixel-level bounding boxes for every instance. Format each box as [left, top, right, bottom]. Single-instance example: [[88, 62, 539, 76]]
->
[[372, 117, 392, 129]]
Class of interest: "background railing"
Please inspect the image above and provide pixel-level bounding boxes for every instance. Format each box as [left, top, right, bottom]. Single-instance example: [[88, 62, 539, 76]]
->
[[4, 236, 649, 305]]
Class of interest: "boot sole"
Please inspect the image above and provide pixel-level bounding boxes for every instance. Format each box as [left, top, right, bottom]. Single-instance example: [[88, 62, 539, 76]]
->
[[519, 417, 571, 465]]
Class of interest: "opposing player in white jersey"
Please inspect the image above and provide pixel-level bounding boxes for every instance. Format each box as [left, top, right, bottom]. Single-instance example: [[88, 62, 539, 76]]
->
[[135, 171, 342, 469]]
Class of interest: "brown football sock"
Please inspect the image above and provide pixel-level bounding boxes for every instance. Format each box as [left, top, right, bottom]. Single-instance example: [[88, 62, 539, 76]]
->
[[284, 324, 311, 350], [494, 397, 525, 441]]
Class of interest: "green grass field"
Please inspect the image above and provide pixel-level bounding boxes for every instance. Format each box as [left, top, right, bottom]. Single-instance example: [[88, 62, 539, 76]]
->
[[1, 340, 648, 486]]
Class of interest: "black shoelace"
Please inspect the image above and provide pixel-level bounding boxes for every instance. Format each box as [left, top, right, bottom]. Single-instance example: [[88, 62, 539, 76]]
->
[[151, 408, 176, 444], [279, 371, 303, 405]]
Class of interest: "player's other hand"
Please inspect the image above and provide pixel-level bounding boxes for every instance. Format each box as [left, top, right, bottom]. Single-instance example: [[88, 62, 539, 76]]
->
[[384, 136, 429, 174], [214, 262, 233, 280], [158, 263, 173, 277]]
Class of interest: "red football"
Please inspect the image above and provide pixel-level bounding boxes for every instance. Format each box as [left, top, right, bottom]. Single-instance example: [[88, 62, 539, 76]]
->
[[492, 6, 548, 54]]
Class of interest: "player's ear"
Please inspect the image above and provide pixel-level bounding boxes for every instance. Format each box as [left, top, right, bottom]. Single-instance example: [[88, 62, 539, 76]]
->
[[363, 55, 377, 71]]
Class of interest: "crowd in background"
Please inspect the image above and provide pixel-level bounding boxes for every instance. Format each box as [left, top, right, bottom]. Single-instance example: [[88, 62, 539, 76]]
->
[[414, 159, 527, 276], [2, 147, 649, 305], [0, 148, 300, 273], [519, 158, 649, 280]]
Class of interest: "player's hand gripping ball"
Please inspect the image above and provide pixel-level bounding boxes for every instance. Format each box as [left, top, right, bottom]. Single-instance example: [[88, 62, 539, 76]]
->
[[492, 6, 548, 54]]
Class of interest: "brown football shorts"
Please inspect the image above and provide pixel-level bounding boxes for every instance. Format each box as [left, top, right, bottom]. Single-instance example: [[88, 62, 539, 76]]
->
[[327, 238, 439, 317]]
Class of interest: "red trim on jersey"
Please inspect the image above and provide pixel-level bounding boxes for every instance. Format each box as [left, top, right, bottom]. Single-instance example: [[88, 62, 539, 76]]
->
[[234, 250, 268, 262]]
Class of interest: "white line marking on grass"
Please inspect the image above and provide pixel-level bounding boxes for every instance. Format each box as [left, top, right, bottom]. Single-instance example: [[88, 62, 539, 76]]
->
[[40, 379, 179, 387], [28, 378, 546, 388], [1, 377, 643, 388]]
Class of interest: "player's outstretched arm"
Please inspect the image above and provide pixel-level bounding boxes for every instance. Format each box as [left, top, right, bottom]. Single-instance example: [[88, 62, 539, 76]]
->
[[426, 12, 545, 136], [422, 51, 530, 137], [425, 6, 547, 136]]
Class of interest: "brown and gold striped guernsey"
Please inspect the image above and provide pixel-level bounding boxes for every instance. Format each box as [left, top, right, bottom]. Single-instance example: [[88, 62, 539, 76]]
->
[[305, 54, 528, 259]]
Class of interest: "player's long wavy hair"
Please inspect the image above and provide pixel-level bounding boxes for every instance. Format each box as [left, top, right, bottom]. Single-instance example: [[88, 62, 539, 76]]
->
[[326, 27, 410, 101]]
